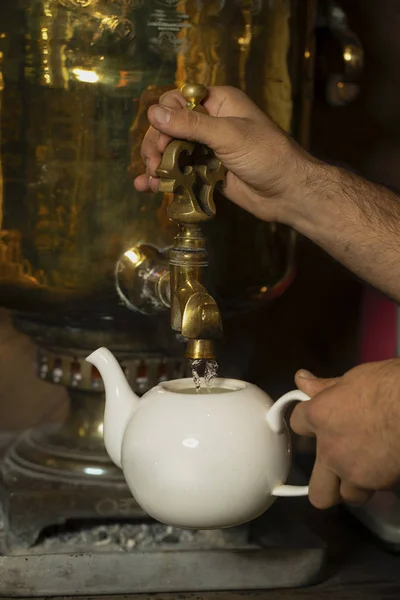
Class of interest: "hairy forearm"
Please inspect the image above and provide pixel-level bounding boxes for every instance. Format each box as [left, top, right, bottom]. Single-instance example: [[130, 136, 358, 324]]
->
[[288, 159, 400, 302]]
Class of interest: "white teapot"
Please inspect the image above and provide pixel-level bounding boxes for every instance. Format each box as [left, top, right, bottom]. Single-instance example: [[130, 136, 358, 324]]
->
[[87, 347, 310, 529]]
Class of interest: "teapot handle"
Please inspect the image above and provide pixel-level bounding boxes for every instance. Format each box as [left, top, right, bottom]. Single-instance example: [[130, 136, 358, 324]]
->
[[266, 390, 311, 498]]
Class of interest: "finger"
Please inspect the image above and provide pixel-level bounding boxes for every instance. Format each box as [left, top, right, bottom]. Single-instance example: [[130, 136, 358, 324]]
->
[[203, 86, 263, 120], [339, 481, 374, 507], [134, 174, 150, 192], [154, 92, 187, 155], [142, 86, 260, 168], [290, 401, 315, 437], [147, 103, 249, 153], [141, 126, 161, 165], [157, 132, 173, 154], [158, 86, 259, 121], [140, 128, 177, 172], [159, 89, 186, 110], [133, 174, 160, 194], [295, 370, 339, 398], [141, 91, 187, 165], [147, 155, 162, 178], [148, 175, 160, 193], [308, 457, 341, 509], [140, 129, 170, 180]]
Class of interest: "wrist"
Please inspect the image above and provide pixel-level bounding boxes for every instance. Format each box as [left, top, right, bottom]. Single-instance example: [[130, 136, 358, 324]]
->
[[275, 142, 322, 228], [280, 150, 348, 238]]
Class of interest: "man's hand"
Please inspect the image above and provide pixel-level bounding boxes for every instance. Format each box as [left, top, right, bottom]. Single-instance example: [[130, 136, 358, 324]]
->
[[134, 86, 312, 224], [291, 360, 400, 509], [135, 85, 400, 303]]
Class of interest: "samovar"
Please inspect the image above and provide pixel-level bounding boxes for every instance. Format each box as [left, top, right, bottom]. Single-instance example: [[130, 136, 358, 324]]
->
[[0, 0, 319, 551]]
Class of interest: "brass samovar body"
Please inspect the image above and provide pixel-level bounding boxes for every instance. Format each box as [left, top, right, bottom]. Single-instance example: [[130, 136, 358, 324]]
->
[[0, 0, 316, 550]]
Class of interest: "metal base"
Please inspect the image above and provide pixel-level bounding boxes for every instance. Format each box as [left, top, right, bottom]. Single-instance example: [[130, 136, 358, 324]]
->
[[0, 499, 327, 597], [11, 316, 187, 481], [0, 433, 145, 553], [0, 318, 188, 552], [8, 424, 123, 480], [348, 491, 400, 552]]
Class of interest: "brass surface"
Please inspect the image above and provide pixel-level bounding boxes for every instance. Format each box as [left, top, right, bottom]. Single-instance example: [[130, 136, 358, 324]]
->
[[185, 339, 216, 361], [0, 0, 313, 323], [157, 91, 227, 224], [116, 244, 170, 314], [180, 82, 208, 112], [169, 232, 222, 360], [11, 390, 151, 478], [8, 342, 188, 479], [156, 84, 225, 360], [0, 1, 316, 494]]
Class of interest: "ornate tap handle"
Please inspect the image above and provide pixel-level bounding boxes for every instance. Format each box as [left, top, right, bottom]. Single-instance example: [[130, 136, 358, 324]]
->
[[116, 84, 224, 360], [156, 84, 227, 224]]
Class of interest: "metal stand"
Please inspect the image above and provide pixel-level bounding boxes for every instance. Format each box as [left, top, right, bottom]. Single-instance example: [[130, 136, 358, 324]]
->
[[0, 499, 326, 597], [0, 320, 188, 554], [0, 433, 144, 553], [0, 448, 327, 596]]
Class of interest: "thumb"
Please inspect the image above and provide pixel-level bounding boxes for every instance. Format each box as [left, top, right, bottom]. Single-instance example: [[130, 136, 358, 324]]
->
[[147, 104, 243, 153], [295, 370, 339, 397]]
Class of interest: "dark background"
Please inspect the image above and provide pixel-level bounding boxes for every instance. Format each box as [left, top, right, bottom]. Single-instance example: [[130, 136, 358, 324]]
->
[[234, 0, 400, 397]]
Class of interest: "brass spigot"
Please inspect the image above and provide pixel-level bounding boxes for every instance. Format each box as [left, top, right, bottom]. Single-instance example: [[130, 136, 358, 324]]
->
[[156, 83, 226, 361], [115, 84, 226, 360]]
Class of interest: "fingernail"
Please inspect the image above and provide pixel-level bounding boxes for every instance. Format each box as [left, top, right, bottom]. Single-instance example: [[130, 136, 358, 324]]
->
[[152, 106, 171, 124], [297, 369, 317, 380]]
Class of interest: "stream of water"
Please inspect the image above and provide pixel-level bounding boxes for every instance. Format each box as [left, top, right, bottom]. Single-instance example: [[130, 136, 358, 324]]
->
[[191, 359, 218, 393]]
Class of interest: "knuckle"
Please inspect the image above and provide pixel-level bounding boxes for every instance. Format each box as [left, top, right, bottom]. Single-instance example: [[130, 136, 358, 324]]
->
[[159, 89, 181, 108], [345, 465, 372, 490], [185, 110, 202, 140], [309, 487, 336, 510], [330, 453, 371, 491], [340, 482, 372, 506], [340, 488, 362, 506], [306, 403, 323, 429], [345, 464, 361, 485], [309, 496, 331, 510], [159, 91, 173, 105], [140, 147, 148, 165], [220, 85, 239, 96], [220, 85, 247, 101], [147, 162, 159, 178], [238, 118, 256, 142], [215, 117, 253, 154], [233, 116, 253, 134], [140, 126, 158, 160], [307, 392, 337, 429], [333, 451, 365, 485]]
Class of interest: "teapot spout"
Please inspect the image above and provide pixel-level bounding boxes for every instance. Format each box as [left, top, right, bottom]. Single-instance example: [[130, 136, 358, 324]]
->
[[86, 347, 139, 468]]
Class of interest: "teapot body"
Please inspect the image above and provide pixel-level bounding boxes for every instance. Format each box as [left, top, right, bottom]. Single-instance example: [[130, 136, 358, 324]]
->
[[120, 379, 291, 529], [87, 347, 310, 530]]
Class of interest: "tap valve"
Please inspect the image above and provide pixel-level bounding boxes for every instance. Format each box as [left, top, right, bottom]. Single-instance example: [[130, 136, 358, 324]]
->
[[156, 83, 226, 361]]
